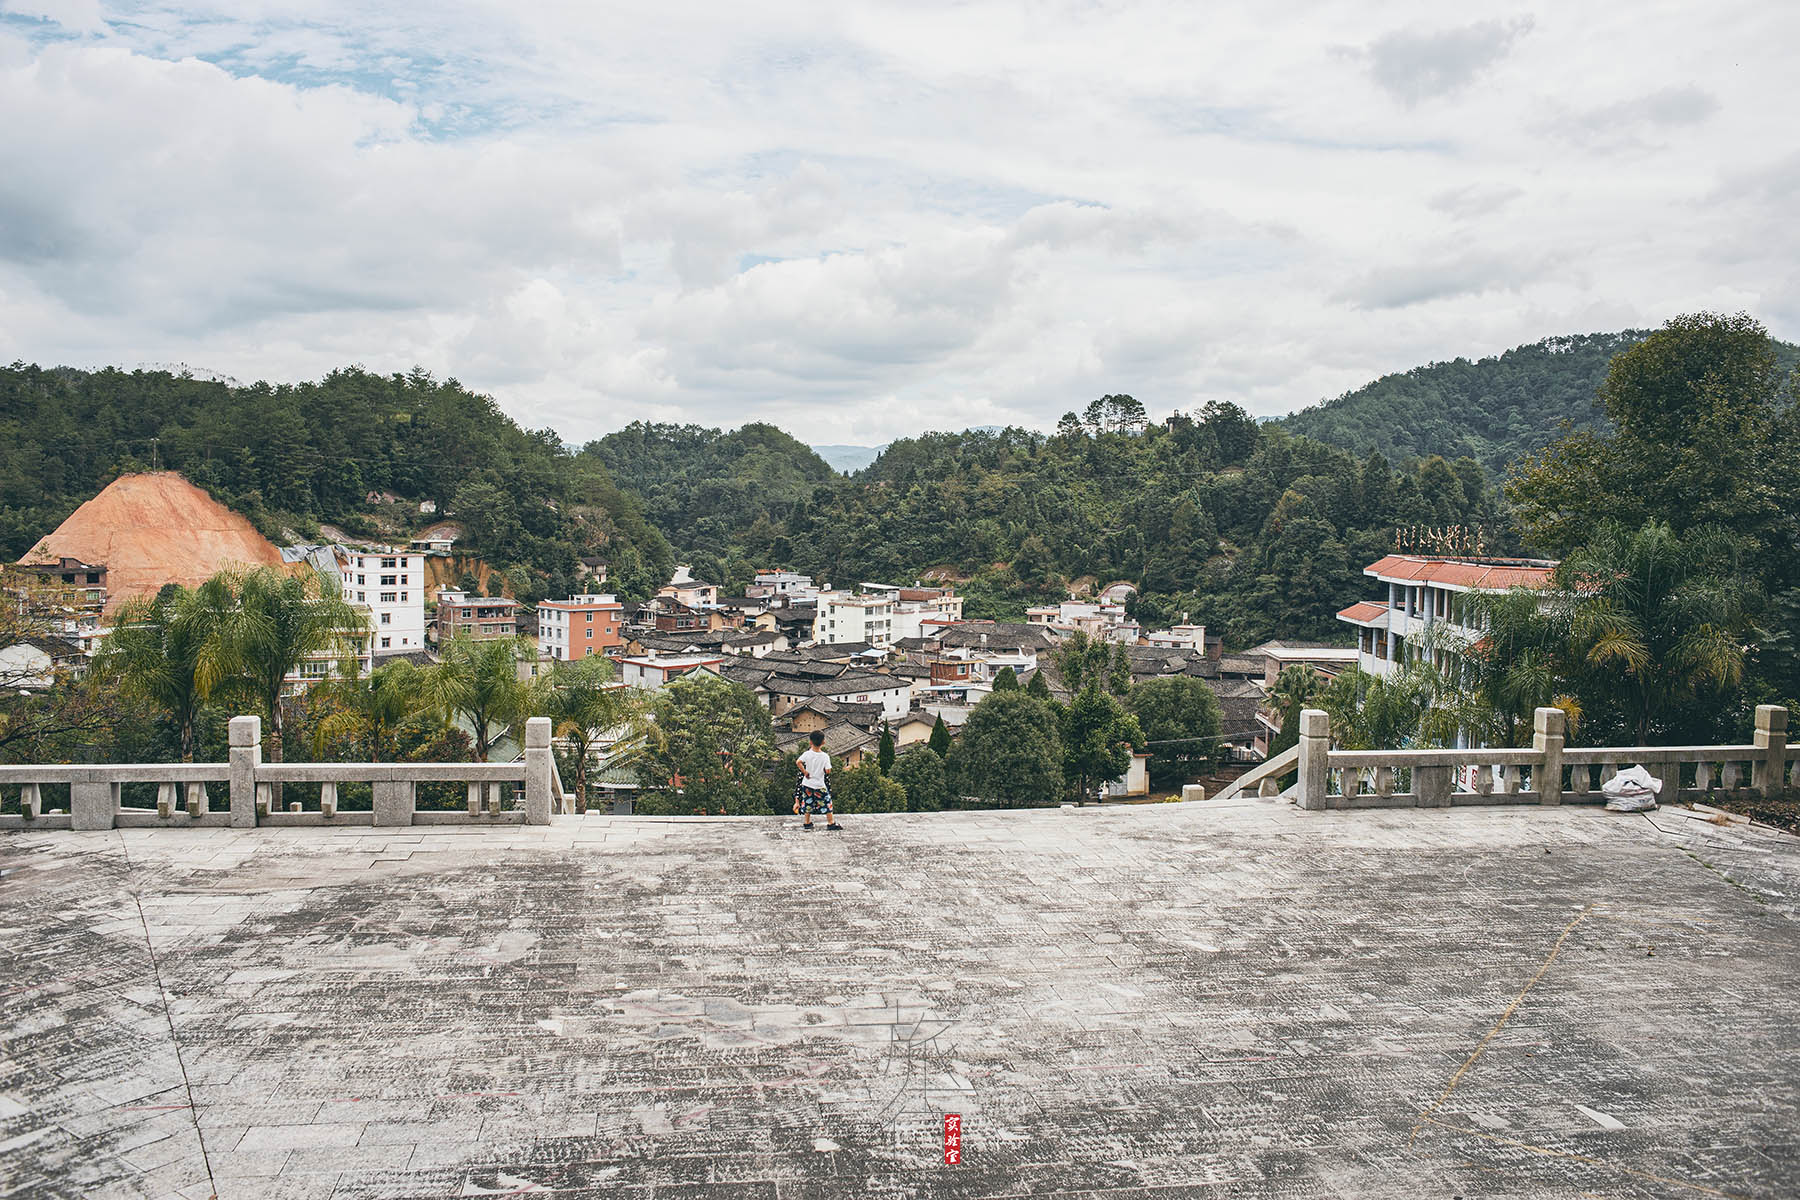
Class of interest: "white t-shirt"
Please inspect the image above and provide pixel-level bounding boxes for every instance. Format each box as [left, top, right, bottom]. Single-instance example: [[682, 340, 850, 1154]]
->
[[798, 748, 832, 789]]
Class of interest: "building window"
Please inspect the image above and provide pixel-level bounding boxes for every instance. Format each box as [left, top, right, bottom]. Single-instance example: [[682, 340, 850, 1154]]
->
[[381, 592, 396, 603], [380, 636, 391, 648], [380, 575, 396, 586], [381, 558, 397, 569], [380, 612, 391, 625]]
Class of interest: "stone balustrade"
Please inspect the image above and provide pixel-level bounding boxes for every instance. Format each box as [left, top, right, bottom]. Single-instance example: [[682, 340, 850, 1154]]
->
[[0, 715, 567, 830], [1294, 704, 1791, 811]]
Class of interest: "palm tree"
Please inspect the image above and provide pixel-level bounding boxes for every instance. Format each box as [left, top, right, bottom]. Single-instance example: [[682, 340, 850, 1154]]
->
[[1316, 662, 1446, 751], [212, 566, 365, 764], [418, 635, 537, 760], [97, 578, 234, 761], [538, 655, 647, 811], [1266, 663, 1320, 755], [1561, 521, 1750, 743], [1456, 587, 1576, 747], [310, 658, 430, 761]]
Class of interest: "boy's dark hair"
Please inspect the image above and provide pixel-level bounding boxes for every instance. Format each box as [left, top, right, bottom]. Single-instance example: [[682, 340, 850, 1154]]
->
[[808, 730, 825, 748]]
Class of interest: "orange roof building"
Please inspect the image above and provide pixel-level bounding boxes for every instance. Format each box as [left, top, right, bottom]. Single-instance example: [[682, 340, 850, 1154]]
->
[[1339, 554, 1557, 681], [19, 473, 284, 614]]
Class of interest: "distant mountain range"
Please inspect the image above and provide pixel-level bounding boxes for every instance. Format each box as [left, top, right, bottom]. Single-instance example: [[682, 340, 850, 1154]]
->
[[810, 444, 887, 473]]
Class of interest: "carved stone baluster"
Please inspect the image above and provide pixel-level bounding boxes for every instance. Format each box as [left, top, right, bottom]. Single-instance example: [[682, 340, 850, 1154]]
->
[[156, 782, 177, 819], [187, 781, 208, 817], [1374, 766, 1395, 798]]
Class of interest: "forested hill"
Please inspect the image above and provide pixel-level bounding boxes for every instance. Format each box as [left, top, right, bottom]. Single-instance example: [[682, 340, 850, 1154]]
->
[[0, 364, 674, 602], [584, 399, 1505, 645], [1273, 332, 1648, 470]]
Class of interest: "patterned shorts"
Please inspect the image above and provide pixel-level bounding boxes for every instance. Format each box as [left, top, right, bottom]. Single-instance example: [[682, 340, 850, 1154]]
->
[[794, 784, 833, 815]]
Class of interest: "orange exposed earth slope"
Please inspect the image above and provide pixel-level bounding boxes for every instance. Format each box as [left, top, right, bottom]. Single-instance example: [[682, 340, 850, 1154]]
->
[[20, 473, 284, 613]]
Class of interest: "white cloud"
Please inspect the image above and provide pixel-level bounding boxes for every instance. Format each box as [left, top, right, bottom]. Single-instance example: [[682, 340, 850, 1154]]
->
[[1359, 17, 1534, 107], [0, 1, 1796, 445]]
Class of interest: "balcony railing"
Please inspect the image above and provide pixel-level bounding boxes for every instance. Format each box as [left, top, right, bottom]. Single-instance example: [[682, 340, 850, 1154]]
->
[[1291, 705, 1791, 810], [0, 716, 575, 831]]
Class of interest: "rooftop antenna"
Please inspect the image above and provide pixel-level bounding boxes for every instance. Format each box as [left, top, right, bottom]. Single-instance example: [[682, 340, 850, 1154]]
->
[[149, 437, 160, 472]]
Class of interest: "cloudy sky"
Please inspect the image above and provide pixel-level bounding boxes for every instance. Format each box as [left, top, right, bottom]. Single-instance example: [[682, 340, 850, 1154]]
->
[[1, 2, 1794, 445]]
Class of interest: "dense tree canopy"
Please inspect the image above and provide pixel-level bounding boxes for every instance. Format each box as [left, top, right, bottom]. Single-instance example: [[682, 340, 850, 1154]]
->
[[0, 363, 673, 603]]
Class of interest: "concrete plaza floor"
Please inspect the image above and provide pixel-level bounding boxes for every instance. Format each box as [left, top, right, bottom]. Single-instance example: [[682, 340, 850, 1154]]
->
[[4, 797, 1799, 1199]]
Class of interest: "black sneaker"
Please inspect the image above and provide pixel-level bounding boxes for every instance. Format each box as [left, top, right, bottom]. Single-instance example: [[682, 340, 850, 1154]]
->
[[825, 822, 844, 831], [801, 823, 814, 831]]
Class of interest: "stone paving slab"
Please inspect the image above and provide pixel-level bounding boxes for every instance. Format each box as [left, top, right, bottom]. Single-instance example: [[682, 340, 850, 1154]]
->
[[4, 799, 1799, 1198]]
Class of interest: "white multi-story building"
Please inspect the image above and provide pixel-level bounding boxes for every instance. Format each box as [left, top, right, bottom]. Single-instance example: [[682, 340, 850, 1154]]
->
[[1025, 601, 1136, 643], [814, 593, 895, 647], [748, 571, 821, 602], [1146, 624, 1210, 651], [860, 584, 964, 641], [342, 549, 428, 656], [1337, 555, 1557, 681]]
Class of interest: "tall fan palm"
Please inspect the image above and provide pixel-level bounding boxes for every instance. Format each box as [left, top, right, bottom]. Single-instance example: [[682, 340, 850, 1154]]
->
[[538, 655, 647, 811], [97, 578, 235, 761], [213, 566, 366, 763], [1561, 520, 1750, 743], [1455, 587, 1577, 747], [310, 658, 429, 761], [418, 635, 537, 761]]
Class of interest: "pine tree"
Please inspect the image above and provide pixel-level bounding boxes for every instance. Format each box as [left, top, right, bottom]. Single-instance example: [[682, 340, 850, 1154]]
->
[[877, 722, 896, 774], [928, 714, 952, 757]]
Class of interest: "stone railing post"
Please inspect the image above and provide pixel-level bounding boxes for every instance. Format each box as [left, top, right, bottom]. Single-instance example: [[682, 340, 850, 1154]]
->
[[524, 717, 553, 825], [1533, 706, 1565, 806], [228, 715, 262, 828], [70, 771, 118, 831], [1753, 704, 1789, 796], [1298, 708, 1330, 811]]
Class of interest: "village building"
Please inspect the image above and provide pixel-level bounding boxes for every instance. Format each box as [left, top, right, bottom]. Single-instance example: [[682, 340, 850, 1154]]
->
[[0, 635, 86, 690], [619, 653, 726, 689], [1337, 554, 1557, 680], [434, 589, 521, 643], [1026, 600, 1138, 643], [813, 592, 895, 647], [537, 593, 624, 663], [657, 566, 718, 609], [1145, 624, 1213, 652], [342, 548, 427, 656], [747, 570, 822, 602], [409, 532, 456, 555], [933, 621, 1055, 679]]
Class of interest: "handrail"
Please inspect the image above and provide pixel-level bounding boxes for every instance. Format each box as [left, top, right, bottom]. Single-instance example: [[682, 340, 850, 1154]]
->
[[0, 764, 231, 783], [1216, 744, 1300, 801], [257, 762, 523, 783], [1295, 705, 1790, 812]]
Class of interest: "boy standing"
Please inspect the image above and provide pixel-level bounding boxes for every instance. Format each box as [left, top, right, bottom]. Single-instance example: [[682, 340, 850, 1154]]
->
[[794, 730, 842, 831]]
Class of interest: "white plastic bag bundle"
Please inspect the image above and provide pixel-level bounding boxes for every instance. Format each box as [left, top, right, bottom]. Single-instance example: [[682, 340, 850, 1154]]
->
[[1602, 764, 1662, 812]]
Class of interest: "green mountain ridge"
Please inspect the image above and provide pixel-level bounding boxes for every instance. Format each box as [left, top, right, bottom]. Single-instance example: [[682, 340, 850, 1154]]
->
[[1273, 330, 1800, 472], [8, 323, 1782, 641]]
